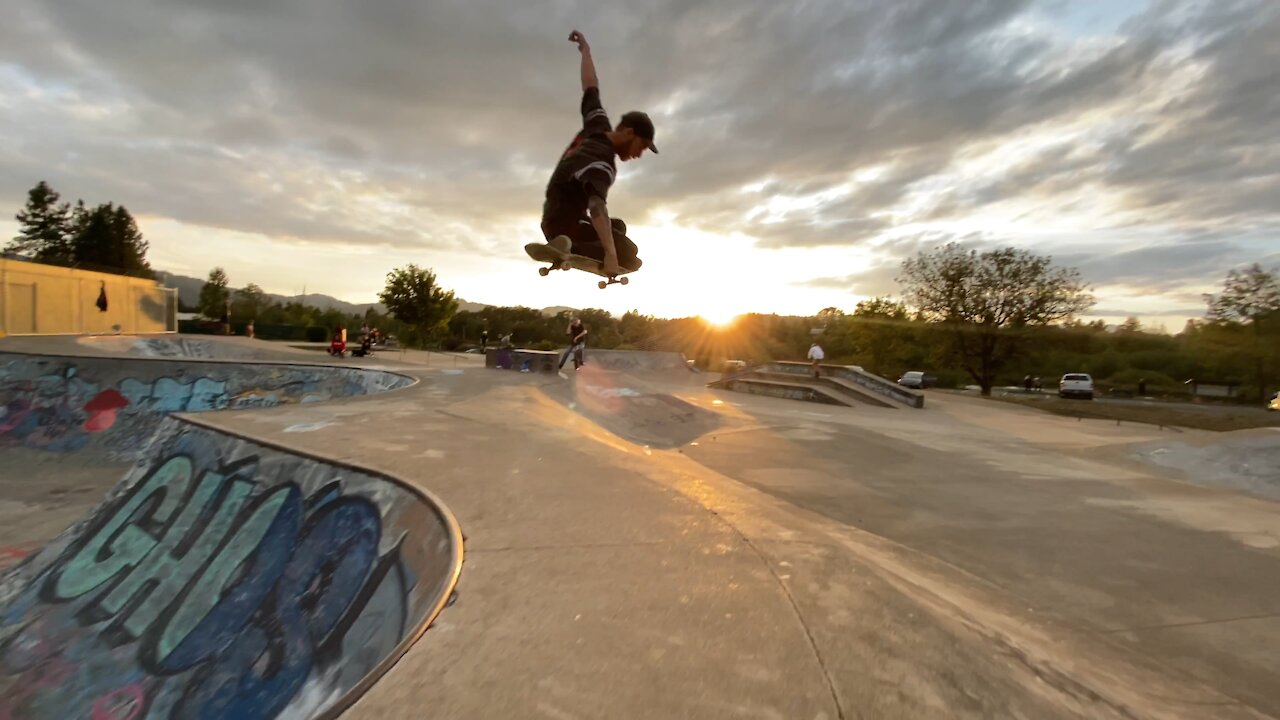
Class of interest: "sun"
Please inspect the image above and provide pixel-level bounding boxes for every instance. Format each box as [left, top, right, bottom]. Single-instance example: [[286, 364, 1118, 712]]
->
[[698, 307, 741, 327]]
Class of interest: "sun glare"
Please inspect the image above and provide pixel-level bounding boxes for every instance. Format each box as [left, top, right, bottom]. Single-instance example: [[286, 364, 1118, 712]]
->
[[699, 308, 740, 327]]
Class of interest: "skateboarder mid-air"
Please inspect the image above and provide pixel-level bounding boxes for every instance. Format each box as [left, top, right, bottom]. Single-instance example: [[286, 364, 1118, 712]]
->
[[539, 30, 658, 278]]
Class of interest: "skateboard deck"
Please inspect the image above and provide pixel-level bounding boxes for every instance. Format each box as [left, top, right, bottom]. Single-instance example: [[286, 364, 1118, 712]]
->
[[525, 241, 637, 289]]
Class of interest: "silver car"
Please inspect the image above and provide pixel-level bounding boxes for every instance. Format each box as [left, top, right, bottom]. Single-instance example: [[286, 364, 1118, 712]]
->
[[898, 371, 929, 389]]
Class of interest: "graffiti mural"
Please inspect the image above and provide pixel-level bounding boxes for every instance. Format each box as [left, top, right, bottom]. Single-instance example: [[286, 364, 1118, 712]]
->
[[0, 418, 461, 720], [0, 354, 415, 459], [0, 365, 109, 452]]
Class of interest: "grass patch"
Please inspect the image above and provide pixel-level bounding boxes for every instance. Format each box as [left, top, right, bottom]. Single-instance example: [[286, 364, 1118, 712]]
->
[[986, 395, 1280, 432]]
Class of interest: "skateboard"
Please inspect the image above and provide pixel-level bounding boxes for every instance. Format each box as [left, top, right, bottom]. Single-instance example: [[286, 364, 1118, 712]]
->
[[525, 241, 636, 289]]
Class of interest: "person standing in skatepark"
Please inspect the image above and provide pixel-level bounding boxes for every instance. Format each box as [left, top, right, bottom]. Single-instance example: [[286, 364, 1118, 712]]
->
[[559, 316, 589, 378]]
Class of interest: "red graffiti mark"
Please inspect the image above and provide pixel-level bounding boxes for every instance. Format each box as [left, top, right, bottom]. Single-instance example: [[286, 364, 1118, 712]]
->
[[0, 543, 40, 570], [0, 403, 35, 434], [83, 389, 128, 432], [84, 408, 119, 432], [92, 683, 145, 720], [0, 546, 30, 561], [84, 388, 128, 413]]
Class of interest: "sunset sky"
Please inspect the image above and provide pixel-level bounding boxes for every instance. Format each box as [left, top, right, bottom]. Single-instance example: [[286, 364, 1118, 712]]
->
[[1, 0, 1276, 330]]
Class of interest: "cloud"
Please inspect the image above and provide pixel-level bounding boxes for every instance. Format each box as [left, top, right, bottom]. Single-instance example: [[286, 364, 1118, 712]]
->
[[800, 265, 902, 297], [1090, 307, 1206, 318], [795, 230, 998, 296], [0, 0, 1275, 301], [1057, 239, 1271, 293]]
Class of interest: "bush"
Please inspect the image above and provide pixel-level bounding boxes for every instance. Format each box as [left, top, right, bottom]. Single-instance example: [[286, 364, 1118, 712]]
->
[[1084, 350, 1124, 380], [304, 326, 328, 343], [929, 369, 968, 389], [1106, 368, 1178, 389], [177, 319, 226, 335]]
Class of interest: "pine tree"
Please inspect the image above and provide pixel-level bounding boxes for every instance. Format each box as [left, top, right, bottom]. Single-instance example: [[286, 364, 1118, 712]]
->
[[6, 181, 72, 263], [199, 268, 231, 320], [69, 199, 90, 238], [109, 204, 152, 277], [68, 203, 154, 277], [69, 204, 117, 271]]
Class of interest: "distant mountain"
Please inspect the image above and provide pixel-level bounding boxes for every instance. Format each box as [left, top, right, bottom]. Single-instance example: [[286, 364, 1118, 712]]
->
[[154, 271, 492, 316], [153, 272, 207, 308]]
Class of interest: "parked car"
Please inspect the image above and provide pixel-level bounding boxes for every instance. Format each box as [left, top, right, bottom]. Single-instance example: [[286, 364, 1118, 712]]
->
[[1059, 373, 1095, 399], [897, 371, 933, 389], [1268, 391, 1279, 412]]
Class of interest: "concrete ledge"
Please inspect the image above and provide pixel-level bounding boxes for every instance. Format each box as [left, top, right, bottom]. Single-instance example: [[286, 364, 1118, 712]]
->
[[732, 371, 896, 408], [720, 377, 852, 406], [766, 362, 924, 408], [484, 348, 559, 372]]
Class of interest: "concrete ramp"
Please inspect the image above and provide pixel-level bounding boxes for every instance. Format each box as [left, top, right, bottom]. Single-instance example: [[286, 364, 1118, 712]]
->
[[0, 351, 414, 461], [582, 350, 692, 372], [539, 364, 720, 448], [0, 415, 461, 720], [0, 334, 324, 363], [485, 348, 691, 374], [0, 348, 461, 718], [77, 334, 317, 361]]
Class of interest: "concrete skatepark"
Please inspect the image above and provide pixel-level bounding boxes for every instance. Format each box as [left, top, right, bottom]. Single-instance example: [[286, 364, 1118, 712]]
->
[[1, 334, 1278, 718]]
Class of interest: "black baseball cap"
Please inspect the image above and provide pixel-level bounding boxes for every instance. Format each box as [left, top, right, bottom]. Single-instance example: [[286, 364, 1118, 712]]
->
[[619, 111, 659, 153]]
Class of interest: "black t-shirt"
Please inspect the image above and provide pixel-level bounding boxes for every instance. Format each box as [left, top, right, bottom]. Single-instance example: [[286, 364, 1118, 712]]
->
[[542, 87, 617, 226]]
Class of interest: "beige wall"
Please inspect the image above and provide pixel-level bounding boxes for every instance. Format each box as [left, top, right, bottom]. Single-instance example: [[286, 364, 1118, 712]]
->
[[0, 259, 176, 336]]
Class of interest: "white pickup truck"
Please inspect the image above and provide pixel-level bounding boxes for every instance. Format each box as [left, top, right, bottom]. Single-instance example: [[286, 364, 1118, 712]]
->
[[1059, 373, 1095, 400]]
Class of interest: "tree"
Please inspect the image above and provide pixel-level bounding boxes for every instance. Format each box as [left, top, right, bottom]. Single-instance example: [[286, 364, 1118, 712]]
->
[[69, 203, 153, 277], [378, 264, 459, 347], [107, 204, 152, 277], [7, 181, 73, 263], [232, 283, 270, 320], [1116, 317, 1142, 334], [897, 243, 1094, 396], [844, 297, 914, 375], [1205, 263, 1280, 325], [199, 268, 231, 320], [1203, 263, 1280, 400], [619, 310, 656, 348], [573, 308, 620, 347]]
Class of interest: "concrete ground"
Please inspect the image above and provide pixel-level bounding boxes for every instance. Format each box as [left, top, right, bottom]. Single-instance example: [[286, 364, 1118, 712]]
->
[[2, 338, 1278, 718]]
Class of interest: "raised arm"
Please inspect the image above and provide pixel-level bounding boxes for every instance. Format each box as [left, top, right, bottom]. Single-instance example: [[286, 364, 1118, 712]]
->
[[569, 30, 597, 91]]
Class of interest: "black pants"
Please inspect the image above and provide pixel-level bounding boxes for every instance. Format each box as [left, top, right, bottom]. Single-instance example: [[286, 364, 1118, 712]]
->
[[542, 216, 641, 270]]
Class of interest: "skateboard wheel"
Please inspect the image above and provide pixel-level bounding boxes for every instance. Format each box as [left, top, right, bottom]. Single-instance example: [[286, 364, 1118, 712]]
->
[[539, 267, 550, 276], [598, 280, 607, 289], [620, 276, 629, 285]]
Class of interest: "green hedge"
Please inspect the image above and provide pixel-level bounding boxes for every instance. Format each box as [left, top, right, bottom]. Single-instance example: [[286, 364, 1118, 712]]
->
[[177, 319, 226, 335]]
